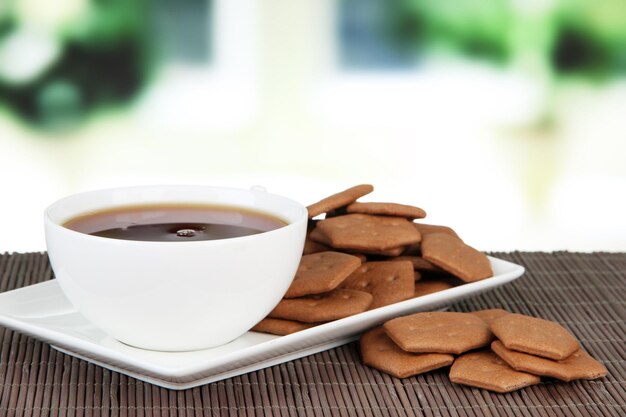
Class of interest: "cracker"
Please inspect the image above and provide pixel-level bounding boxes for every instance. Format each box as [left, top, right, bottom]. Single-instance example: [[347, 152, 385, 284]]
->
[[302, 238, 331, 255], [402, 224, 461, 256], [414, 223, 460, 239], [413, 280, 453, 297], [351, 253, 368, 262], [310, 226, 409, 257], [269, 288, 372, 323], [491, 341, 607, 382], [251, 318, 317, 336], [449, 351, 541, 393], [285, 251, 362, 298], [421, 233, 493, 282], [309, 228, 406, 256], [470, 309, 509, 325], [316, 214, 421, 252], [355, 247, 408, 257], [307, 184, 374, 218], [389, 256, 445, 273], [346, 202, 426, 219], [490, 314, 579, 360], [308, 227, 333, 246], [383, 312, 492, 354], [360, 327, 454, 378], [341, 261, 414, 309]]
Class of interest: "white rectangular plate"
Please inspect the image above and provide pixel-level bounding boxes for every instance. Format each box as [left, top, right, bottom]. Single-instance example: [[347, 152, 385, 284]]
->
[[0, 256, 523, 390]]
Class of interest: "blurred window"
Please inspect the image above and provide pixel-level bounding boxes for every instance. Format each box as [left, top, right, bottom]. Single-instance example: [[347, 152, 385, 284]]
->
[[337, 0, 626, 78], [152, 0, 212, 64], [337, 0, 515, 71], [338, 0, 418, 69], [137, 0, 258, 132]]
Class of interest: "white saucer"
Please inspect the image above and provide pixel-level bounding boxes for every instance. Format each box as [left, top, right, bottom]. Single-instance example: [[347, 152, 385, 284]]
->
[[0, 256, 524, 390]]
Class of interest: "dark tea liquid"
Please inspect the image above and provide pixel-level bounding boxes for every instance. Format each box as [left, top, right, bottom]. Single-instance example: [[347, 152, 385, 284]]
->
[[63, 204, 287, 242]]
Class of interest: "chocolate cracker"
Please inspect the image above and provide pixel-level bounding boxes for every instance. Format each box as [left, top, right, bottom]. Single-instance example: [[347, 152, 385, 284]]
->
[[341, 261, 414, 309], [490, 313, 579, 360], [251, 318, 317, 336], [316, 214, 421, 252], [491, 341, 607, 382], [307, 184, 374, 218], [414, 223, 460, 239], [346, 202, 426, 219], [269, 288, 372, 323], [450, 351, 541, 393], [384, 312, 492, 354], [413, 280, 454, 297], [360, 327, 454, 378], [285, 251, 361, 298], [421, 233, 493, 282]]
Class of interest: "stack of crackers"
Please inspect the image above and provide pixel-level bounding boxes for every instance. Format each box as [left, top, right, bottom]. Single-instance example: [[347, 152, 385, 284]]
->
[[250, 184, 607, 393], [252, 184, 494, 336], [361, 310, 607, 393]]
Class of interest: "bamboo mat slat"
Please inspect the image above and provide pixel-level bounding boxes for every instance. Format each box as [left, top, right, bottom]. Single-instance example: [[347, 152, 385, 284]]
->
[[0, 252, 624, 417]]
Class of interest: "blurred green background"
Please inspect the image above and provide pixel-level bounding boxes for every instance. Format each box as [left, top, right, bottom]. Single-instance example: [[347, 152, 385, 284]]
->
[[2, 0, 626, 128], [343, 0, 626, 74], [0, 0, 625, 252], [0, 0, 212, 129]]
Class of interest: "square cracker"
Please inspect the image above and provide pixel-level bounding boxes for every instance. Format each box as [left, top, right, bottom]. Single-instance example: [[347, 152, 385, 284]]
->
[[400, 223, 460, 256], [251, 318, 317, 336], [309, 228, 407, 257], [383, 312, 492, 354], [360, 327, 454, 378], [421, 233, 492, 282], [285, 251, 362, 298], [414, 223, 460, 239], [269, 288, 372, 323], [491, 341, 607, 382], [490, 313, 579, 360], [413, 279, 454, 298], [450, 351, 540, 393], [308, 227, 333, 246], [346, 202, 426, 219], [341, 261, 414, 309], [316, 214, 421, 252], [307, 184, 374, 218]]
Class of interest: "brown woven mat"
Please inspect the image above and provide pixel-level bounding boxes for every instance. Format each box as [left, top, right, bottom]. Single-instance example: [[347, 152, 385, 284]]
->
[[0, 252, 624, 416]]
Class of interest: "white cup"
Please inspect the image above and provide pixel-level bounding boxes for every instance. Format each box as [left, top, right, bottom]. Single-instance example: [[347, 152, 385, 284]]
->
[[44, 185, 308, 351]]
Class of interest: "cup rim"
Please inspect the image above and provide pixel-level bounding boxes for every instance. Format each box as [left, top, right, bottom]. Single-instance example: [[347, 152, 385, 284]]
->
[[44, 184, 309, 246]]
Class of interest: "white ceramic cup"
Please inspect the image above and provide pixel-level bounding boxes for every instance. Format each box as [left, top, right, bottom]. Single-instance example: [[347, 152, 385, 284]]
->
[[44, 185, 308, 351]]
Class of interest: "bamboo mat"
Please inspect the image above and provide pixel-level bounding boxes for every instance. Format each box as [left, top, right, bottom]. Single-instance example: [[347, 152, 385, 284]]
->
[[0, 252, 624, 416]]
